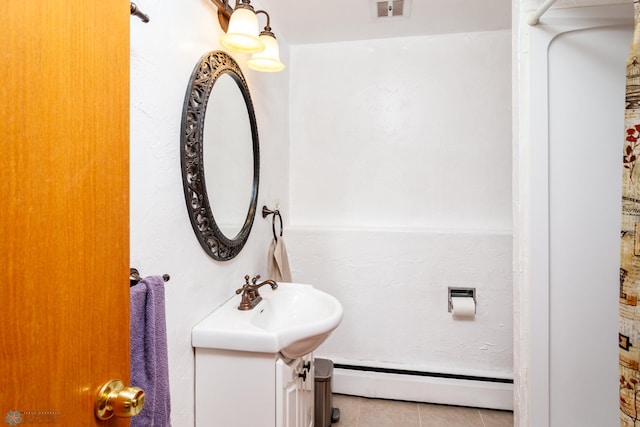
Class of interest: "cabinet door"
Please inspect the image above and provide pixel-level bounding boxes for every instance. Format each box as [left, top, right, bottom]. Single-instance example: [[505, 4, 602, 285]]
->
[[277, 358, 299, 427], [283, 379, 299, 427], [277, 355, 315, 427], [301, 354, 315, 427]]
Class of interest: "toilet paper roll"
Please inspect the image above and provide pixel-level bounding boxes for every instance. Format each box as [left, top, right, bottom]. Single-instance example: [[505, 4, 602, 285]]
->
[[451, 297, 475, 317]]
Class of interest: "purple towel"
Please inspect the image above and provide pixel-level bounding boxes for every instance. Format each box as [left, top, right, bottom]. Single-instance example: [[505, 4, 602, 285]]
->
[[130, 275, 171, 426]]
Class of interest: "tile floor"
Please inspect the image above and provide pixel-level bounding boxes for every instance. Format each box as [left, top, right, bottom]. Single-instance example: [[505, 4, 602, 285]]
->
[[331, 394, 513, 427]]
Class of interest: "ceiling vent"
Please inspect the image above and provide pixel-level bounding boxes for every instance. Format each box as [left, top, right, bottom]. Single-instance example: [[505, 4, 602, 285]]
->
[[372, 0, 411, 20]]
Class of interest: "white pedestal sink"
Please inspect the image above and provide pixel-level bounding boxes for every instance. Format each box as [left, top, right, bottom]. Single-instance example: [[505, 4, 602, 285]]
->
[[192, 282, 343, 358], [192, 282, 343, 427]]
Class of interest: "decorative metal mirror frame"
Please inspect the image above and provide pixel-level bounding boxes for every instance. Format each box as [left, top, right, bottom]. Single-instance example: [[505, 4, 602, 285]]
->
[[180, 50, 260, 261]]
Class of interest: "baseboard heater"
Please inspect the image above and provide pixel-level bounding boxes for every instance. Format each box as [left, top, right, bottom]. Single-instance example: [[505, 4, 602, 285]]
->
[[333, 363, 513, 384], [331, 363, 514, 410]]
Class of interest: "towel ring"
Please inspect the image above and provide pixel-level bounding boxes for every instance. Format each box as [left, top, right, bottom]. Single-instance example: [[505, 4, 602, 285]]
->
[[262, 205, 284, 242], [272, 211, 283, 242]]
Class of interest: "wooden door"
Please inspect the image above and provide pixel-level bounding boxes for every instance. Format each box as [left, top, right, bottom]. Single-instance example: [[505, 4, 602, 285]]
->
[[0, 1, 130, 425]]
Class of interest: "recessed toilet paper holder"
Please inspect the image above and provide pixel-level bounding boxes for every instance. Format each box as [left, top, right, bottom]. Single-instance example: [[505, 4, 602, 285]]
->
[[448, 287, 476, 313]]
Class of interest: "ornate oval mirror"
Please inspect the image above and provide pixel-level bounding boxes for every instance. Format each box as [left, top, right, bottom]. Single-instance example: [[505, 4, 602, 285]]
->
[[180, 50, 259, 261]]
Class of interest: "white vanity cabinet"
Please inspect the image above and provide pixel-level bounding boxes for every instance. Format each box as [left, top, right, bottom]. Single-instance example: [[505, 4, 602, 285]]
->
[[191, 282, 343, 426], [194, 348, 314, 427], [276, 353, 314, 427]]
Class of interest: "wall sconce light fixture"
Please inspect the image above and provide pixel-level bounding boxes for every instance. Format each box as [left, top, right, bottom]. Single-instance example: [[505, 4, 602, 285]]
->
[[247, 11, 285, 72], [211, 0, 285, 72]]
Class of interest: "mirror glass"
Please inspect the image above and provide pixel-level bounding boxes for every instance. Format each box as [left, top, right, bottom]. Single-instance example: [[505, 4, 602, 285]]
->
[[180, 51, 259, 261], [203, 73, 254, 239]]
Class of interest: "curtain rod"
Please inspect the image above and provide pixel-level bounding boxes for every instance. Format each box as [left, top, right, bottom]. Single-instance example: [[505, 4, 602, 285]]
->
[[528, 0, 559, 25]]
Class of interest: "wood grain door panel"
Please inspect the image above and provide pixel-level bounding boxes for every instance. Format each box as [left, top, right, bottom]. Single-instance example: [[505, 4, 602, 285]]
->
[[0, 1, 130, 425]]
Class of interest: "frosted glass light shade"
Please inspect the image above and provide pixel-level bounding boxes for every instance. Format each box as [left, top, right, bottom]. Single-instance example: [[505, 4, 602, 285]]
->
[[220, 7, 264, 54], [247, 33, 285, 72]]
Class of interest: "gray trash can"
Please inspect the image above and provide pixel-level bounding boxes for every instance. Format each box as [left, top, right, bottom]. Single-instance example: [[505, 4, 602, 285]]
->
[[314, 358, 340, 426]]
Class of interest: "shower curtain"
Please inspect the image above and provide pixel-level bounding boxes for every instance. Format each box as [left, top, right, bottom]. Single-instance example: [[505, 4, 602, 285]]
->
[[620, 2, 640, 425]]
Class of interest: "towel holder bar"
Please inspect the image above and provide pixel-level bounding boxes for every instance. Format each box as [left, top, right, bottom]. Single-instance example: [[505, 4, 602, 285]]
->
[[130, 2, 150, 23], [262, 205, 283, 242], [130, 268, 170, 287]]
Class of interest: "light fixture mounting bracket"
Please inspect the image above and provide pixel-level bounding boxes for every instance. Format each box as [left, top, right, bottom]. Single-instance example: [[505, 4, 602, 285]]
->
[[209, 0, 234, 31]]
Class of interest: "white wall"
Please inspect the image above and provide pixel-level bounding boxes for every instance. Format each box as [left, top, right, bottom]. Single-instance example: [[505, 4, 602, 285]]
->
[[515, 2, 631, 426], [287, 31, 513, 382], [287, 229, 513, 377], [129, 1, 289, 425], [289, 32, 512, 230], [128, 2, 513, 421], [126, 0, 637, 424]]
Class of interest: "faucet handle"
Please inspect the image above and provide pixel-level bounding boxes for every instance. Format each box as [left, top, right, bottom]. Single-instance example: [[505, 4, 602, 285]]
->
[[251, 275, 261, 285], [237, 276, 251, 294]]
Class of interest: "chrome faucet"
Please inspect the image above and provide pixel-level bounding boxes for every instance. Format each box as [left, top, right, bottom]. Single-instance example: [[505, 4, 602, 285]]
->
[[235, 275, 278, 310]]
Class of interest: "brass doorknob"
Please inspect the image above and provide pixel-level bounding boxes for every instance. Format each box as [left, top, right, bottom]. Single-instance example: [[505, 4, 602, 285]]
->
[[95, 379, 145, 420]]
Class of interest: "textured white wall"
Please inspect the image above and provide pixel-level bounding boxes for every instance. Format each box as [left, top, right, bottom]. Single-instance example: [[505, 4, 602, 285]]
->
[[129, 0, 289, 425], [130, 5, 513, 424], [289, 32, 512, 231], [288, 229, 513, 377], [287, 31, 513, 378]]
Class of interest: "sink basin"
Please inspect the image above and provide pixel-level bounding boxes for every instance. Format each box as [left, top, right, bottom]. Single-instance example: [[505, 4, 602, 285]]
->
[[192, 282, 343, 358]]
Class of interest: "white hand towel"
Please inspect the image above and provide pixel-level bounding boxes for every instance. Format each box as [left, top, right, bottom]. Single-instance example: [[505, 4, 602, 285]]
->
[[268, 237, 292, 282]]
